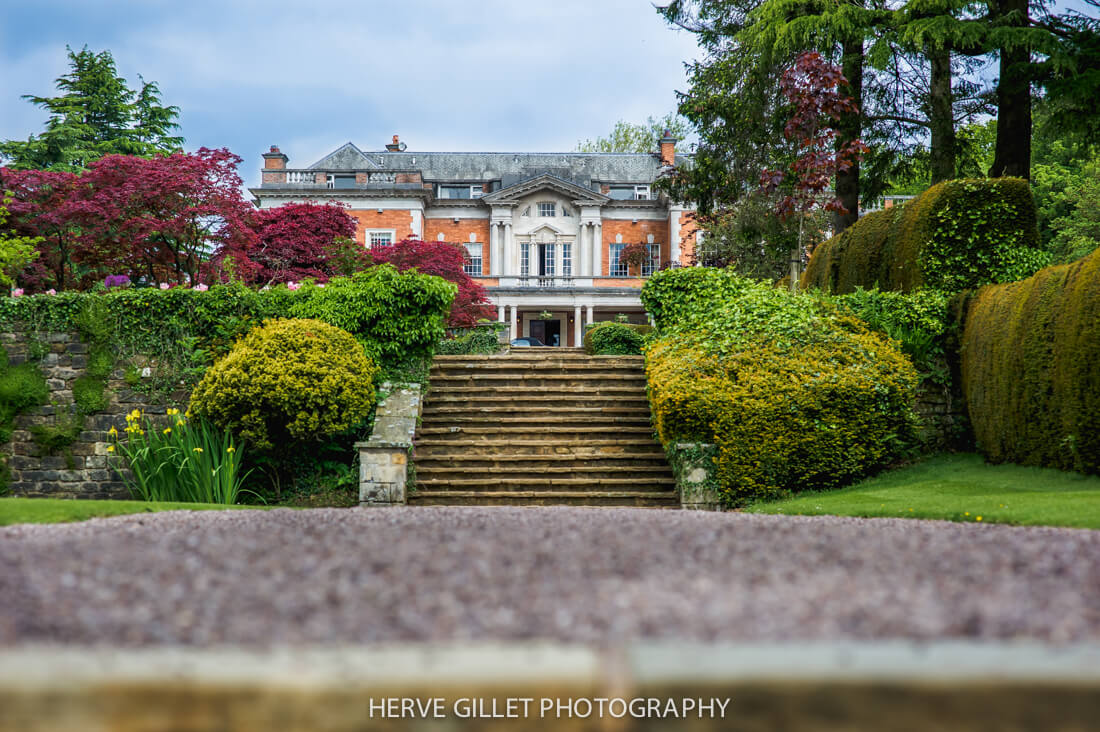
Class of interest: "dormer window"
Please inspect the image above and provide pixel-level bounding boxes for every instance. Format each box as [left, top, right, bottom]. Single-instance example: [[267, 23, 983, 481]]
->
[[439, 184, 484, 199], [538, 202, 556, 217], [326, 174, 356, 189], [608, 185, 651, 200]]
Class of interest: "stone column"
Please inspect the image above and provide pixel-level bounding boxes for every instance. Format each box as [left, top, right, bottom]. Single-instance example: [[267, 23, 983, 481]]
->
[[503, 222, 513, 276], [509, 305, 518, 340], [497, 304, 505, 323], [578, 223, 588, 277], [490, 223, 500, 276], [586, 303, 594, 326], [592, 222, 602, 277], [574, 305, 582, 348]]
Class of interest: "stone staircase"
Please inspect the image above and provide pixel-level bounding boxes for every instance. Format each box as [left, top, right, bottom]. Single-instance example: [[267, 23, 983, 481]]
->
[[411, 347, 678, 507]]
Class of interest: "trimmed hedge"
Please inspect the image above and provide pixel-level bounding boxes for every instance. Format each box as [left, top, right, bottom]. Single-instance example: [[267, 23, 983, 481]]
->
[[803, 178, 1049, 294], [436, 322, 506, 355], [0, 264, 456, 371], [583, 321, 652, 355], [960, 247, 1100, 474], [642, 269, 919, 505]]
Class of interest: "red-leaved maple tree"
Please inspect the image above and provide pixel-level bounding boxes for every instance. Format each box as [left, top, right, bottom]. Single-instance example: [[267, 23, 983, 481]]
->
[[239, 202, 363, 285], [759, 51, 869, 289], [3, 148, 256, 289], [2, 168, 81, 291], [367, 238, 493, 327], [760, 51, 868, 218]]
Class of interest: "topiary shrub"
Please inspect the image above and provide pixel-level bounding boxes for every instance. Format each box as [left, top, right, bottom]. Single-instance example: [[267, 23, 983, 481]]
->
[[802, 178, 1049, 294], [189, 318, 378, 452], [960, 246, 1100, 474], [642, 268, 919, 505], [584, 321, 651, 355], [436, 321, 505, 355]]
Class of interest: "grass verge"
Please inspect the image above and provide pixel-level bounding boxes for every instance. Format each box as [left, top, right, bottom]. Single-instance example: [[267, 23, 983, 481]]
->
[[0, 497, 271, 527], [747, 453, 1100, 530]]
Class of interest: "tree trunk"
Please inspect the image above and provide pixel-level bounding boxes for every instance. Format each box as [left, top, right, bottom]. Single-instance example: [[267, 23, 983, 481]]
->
[[989, 0, 1032, 179], [833, 36, 864, 234], [928, 41, 956, 183]]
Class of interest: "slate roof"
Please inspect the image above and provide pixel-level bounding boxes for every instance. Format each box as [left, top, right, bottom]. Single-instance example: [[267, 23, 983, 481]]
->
[[303, 144, 688, 187]]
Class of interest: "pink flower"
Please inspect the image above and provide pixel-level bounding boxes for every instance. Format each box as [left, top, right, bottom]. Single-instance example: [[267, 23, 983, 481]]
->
[[11, 288, 23, 297], [317, 283, 326, 289], [159, 283, 170, 290], [194, 283, 209, 292], [45, 288, 57, 295], [287, 281, 300, 291]]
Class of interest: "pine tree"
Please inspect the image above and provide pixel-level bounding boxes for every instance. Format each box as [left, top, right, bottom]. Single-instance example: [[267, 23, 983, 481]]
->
[[0, 46, 182, 171]]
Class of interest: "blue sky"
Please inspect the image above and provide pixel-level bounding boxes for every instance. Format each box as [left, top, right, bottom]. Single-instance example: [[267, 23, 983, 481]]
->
[[2, 1, 1094, 189], [0, 0, 701, 187]]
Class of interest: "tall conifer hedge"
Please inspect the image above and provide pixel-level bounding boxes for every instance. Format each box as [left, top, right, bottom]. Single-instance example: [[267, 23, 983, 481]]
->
[[960, 248, 1100, 473], [802, 178, 1048, 293]]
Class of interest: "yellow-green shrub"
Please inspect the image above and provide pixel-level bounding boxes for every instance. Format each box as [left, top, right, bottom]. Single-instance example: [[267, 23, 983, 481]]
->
[[960, 247, 1100, 473], [189, 318, 378, 452], [583, 321, 652, 355], [643, 271, 920, 505], [802, 178, 1048, 294]]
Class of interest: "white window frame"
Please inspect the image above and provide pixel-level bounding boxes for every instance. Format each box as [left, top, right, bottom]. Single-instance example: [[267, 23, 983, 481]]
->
[[464, 242, 483, 276], [609, 243, 627, 277], [634, 185, 651, 200], [642, 243, 659, 276], [541, 243, 556, 277], [520, 242, 531, 276], [367, 229, 396, 250], [562, 242, 572, 277], [439, 184, 485, 199], [537, 201, 556, 217]]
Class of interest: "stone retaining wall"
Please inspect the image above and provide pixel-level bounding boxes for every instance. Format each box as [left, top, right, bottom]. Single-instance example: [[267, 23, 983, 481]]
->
[[2, 331, 176, 499]]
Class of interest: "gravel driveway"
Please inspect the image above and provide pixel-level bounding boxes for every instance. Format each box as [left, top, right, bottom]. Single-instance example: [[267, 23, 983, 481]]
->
[[1, 507, 1097, 647]]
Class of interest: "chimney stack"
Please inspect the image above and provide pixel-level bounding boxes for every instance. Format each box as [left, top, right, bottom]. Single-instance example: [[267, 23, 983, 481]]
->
[[385, 135, 406, 152], [262, 145, 289, 183], [658, 130, 677, 166]]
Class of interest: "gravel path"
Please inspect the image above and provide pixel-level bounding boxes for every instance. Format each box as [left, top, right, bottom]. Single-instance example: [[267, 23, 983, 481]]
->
[[1, 507, 1098, 647]]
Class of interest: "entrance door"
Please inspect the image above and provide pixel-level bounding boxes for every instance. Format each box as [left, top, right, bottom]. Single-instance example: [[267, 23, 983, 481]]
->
[[529, 319, 561, 347]]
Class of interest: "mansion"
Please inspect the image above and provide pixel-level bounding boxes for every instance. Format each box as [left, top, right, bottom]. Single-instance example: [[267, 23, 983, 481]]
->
[[250, 135, 697, 347]]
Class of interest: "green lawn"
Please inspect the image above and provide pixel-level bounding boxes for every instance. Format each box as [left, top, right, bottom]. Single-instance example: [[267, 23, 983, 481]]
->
[[748, 453, 1100, 529], [0, 497, 269, 527]]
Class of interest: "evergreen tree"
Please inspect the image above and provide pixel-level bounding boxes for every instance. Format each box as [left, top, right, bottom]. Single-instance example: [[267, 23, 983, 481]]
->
[[575, 113, 693, 152], [0, 46, 182, 171]]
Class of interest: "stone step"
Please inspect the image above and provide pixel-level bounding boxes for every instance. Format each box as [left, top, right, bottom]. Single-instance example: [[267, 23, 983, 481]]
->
[[414, 440, 663, 458], [417, 469, 672, 482], [428, 374, 648, 389], [424, 395, 650, 410], [408, 491, 678, 507], [417, 458, 671, 474], [417, 425, 656, 438], [426, 385, 646, 397], [421, 406, 651, 419], [418, 415, 653, 430], [433, 351, 633, 362], [414, 476, 676, 490], [431, 362, 645, 374]]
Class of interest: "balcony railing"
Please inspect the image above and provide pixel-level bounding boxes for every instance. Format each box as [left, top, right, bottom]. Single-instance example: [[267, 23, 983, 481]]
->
[[266, 170, 422, 187]]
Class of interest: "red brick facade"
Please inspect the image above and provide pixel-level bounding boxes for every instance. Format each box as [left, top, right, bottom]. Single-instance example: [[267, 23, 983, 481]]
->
[[599, 220, 668, 277], [348, 210, 419, 243]]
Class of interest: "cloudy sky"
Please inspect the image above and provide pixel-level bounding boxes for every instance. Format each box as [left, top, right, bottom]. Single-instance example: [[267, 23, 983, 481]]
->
[[0, 0, 702, 187]]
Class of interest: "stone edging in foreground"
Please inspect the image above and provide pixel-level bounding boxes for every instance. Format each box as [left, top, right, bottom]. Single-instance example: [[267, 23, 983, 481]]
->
[[1, 641, 1098, 730]]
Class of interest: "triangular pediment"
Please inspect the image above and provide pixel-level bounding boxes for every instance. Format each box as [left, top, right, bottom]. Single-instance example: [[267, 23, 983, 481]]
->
[[529, 223, 564, 236], [481, 173, 608, 205], [308, 142, 379, 170]]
